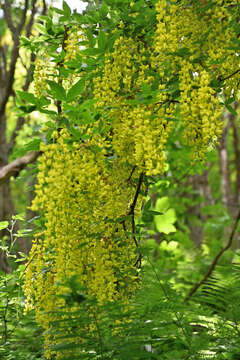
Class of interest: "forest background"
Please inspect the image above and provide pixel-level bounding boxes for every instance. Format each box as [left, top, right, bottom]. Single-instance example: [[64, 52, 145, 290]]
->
[[0, 0, 240, 359]]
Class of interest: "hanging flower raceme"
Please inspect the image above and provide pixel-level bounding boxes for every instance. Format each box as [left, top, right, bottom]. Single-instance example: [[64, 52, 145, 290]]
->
[[93, 36, 175, 175], [23, 0, 239, 357], [153, 0, 238, 159], [24, 130, 143, 357]]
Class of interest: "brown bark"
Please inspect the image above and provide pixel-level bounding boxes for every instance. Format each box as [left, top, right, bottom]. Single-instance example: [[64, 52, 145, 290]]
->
[[231, 118, 240, 205], [0, 151, 40, 185], [218, 115, 234, 214], [186, 167, 214, 247]]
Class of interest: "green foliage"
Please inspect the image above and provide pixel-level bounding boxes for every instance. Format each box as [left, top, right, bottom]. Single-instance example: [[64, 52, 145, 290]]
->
[[2, 0, 240, 359], [154, 197, 177, 234], [0, 220, 43, 359], [46, 259, 240, 360]]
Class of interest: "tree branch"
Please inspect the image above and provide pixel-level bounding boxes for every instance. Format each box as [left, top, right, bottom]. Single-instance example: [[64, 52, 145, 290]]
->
[[26, 0, 38, 37], [17, 0, 29, 35], [184, 208, 240, 302], [0, 0, 30, 118], [129, 172, 144, 220], [8, 52, 36, 153], [41, 0, 47, 15], [128, 172, 144, 267], [56, 25, 69, 115], [219, 68, 240, 83], [0, 151, 40, 185], [231, 115, 240, 201], [0, 45, 7, 75], [2, 0, 16, 34]]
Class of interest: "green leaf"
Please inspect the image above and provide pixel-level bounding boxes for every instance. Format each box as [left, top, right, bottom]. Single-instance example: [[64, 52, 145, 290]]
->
[[12, 213, 25, 221], [154, 208, 177, 234], [86, 28, 96, 48], [155, 197, 170, 213], [66, 79, 85, 102], [18, 139, 41, 157], [47, 81, 66, 101], [99, 3, 108, 18], [23, 139, 41, 152], [19, 105, 37, 113], [210, 78, 222, 90], [16, 91, 38, 105], [225, 97, 235, 105], [62, 0, 71, 17], [39, 108, 58, 115], [98, 31, 107, 50], [16, 228, 34, 238], [52, 7, 65, 15], [20, 36, 31, 47], [12, 138, 41, 158], [174, 47, 190, 57], [89, 144, 102, 154], [148, 210, 164, 215], [0, 221, 8, 231], [37, 15, 48, 22], [144, 198, 151, 211], [141, 82, 152, 95], [226, 104, 237, 115], [38, 96, 51, 107], [82, 48, 102, 56], [35, 23, 47, 34], [73, 13, 85, 23]]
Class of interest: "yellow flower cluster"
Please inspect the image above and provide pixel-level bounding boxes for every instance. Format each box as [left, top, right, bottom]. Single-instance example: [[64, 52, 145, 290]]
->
[[93, 36, 174, 175], [179, 64, 222, 159], [64, 26, 82, 62], [24, 1, 236, 356], [153, 0, 237, 158], [33, 58, 56, 97], [24, 131, 142, 357]]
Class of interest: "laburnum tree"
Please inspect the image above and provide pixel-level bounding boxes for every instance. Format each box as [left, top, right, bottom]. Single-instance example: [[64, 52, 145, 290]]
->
[[20, 0, 240, 358]]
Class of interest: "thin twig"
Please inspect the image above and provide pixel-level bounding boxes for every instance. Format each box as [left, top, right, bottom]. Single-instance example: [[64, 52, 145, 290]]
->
[[184, 208, 240, 302], [57, 25, 68, 115], [128, 172, 144, 248], [127, 172, 144, 268], [219, 68, 240, 82], [126, 165, 137, 183]]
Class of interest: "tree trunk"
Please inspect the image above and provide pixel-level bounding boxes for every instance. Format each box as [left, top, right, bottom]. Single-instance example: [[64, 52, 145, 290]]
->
[[0, 0, 45, 271], [218, 115, 234, 215], [186, 168, 214, 248]]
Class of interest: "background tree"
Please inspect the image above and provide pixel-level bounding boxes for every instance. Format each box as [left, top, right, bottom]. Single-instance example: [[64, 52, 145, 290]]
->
[[0, 0, 46, 271]]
